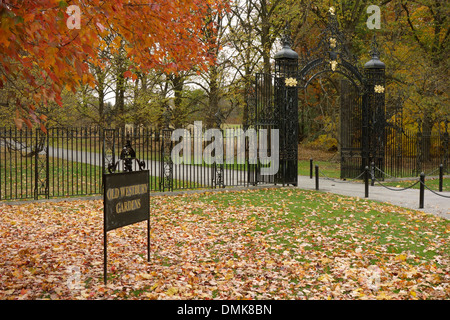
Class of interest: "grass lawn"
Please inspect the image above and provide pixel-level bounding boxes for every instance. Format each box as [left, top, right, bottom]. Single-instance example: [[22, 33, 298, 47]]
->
[[0, 187, 448, 300], [298, 160, 340, 178]]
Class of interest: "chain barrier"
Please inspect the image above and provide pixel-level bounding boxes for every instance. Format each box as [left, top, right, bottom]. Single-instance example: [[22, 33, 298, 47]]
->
[[373, 166, 449, 198], [313, 162, 448, 212], [318, 170, 366, 184], [312, 162, 448, 203], [374, 166, 400, 180], [420, 180, 450, 199], [372, 177, 420, 191], [424, 166, 441, 177]]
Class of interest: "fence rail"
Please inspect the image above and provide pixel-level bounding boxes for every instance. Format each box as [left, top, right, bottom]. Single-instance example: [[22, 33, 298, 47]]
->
[[0, 125, 448, 201], [384, 127, 449, 178], [1, 126, 256, 200]]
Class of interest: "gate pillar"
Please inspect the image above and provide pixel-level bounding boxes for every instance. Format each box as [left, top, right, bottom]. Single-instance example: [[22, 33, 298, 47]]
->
[[274, 27, 299, 186], [363, 36, 386, 176]]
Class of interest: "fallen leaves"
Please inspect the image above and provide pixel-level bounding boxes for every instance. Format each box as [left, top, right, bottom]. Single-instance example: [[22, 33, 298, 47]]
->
[[0, 188, 448, 300]]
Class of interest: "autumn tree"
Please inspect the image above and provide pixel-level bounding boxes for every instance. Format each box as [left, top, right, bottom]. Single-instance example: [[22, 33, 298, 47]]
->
[[0, 0, 227, 130], [387, 0, 449, 127]]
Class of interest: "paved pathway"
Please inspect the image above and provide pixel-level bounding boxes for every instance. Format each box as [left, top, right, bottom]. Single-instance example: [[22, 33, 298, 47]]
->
[[296, 175, 450, 220]]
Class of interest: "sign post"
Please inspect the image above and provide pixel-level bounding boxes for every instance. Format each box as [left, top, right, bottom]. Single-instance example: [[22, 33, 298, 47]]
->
[[103, 170, 150, 284]]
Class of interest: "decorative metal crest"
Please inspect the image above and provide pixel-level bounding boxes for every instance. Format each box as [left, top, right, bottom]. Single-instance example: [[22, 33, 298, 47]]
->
[[300, 9, 358, 68]]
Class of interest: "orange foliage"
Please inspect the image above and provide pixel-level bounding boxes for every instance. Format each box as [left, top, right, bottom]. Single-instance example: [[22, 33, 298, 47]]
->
[[0, 0, 227, 128]]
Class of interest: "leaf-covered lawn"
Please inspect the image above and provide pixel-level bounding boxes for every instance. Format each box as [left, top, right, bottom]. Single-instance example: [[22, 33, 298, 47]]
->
[[0, 188, 448, 300]]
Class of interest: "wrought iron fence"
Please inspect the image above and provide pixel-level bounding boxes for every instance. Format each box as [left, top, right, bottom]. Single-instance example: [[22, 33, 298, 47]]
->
[[384, 127, 449, 178], [103, 126, 253, 193], [0, 125, 447, 201], [0, 127, 104, 200], [0, 125, 254, 200]]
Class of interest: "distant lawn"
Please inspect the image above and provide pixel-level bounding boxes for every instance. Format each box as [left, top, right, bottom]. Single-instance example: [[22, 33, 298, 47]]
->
[[298, 160, 340, 178]]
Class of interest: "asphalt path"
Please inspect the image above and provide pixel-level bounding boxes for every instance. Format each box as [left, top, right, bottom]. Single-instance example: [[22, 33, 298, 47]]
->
[[297, 175, 450, 220]]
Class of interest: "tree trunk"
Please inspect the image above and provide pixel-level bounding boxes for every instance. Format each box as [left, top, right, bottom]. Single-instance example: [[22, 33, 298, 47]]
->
[[171, 74, 184, 129], [421, 114, 433, 162], [206, 65, 220, 128]]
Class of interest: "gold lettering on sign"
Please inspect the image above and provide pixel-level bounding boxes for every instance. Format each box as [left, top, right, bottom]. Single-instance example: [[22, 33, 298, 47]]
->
[[116, 199, 142, 214], [107, 184, 148, 201], [119, 184, 148, 197], [106, 188, 120, 200], [106, 183, 148, 214]]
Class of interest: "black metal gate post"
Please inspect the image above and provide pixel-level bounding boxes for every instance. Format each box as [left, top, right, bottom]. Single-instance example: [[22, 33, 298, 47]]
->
[[442, 120, 449, 174], [415, 121, 423, 177], [363, 36, 386, 177], [274, 25, 299, 186]]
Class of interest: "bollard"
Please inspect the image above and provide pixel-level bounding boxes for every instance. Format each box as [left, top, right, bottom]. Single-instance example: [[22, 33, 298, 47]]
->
[[315, 165, 319, 190], [371, 162, 375, 186], [419, 172, 425, 209], [310, 158, 313, 179], [365, 166, 369, 198], [439, 164, 443, 192]]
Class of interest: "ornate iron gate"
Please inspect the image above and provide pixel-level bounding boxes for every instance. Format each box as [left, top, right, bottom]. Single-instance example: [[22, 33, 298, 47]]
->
[[339, 79, 363, 178], [247, 73, 279, 186], [247, 13, 386, 182]]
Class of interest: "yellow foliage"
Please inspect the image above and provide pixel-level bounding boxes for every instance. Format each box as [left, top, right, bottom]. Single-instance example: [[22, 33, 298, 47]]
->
[[306, 134, 338, 151]]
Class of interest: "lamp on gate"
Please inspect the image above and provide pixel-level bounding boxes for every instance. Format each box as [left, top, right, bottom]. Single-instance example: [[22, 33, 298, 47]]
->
[[364, 35, 385, 70], [364, 35, 386, 95], [274, 22, 298, 79]]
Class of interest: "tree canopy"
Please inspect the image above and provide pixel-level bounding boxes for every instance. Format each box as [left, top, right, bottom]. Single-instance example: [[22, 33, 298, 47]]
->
[[0, 0, 448, 137], [0, 0, 226, 130]]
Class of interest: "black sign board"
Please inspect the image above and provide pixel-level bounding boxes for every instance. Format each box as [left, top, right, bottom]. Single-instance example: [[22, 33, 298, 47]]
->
[[104, 170, 150, 231], [103, 170, 150, 283]]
